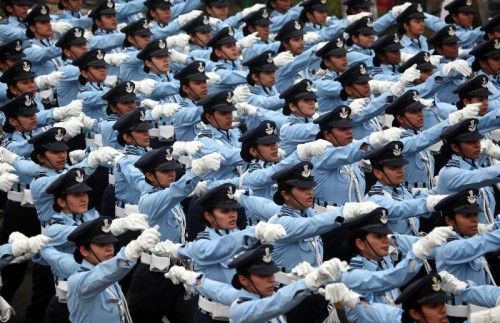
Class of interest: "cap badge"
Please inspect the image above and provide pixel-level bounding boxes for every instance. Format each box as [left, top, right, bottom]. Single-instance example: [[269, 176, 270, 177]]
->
[[143, 19, 150, 29], [495, 39, 500, 50], [15, 41, 22, 52], [412, 91, 419, 102], [340, 107, 349, 119], [468, 119, 477, 132], [75, 170, 84, 183], [366, 17, 373, 28], [22, 61, 31, 72], [266, 52, 273, 64], [262, 9, 269, 18], [265, 123, 274, 135], [431, 276, 441, 292], [139, 110, 146, 122], [74, 28, 83, 38], [423, 52, 430, 62], [448, 27, 455, 36], [40, 6, 48, 15], [321, 0, 327, 3], [24, 94, 33, 107], [380, 209, 388, 224], [467, 190, 476, 204], [305, 81, 314, 92], [125, 82, 134, 93], [203, 15, 209, 25], [466, 0, 472, 5], [96, 50, 104, 60], [417, 3, 423, 12], [394, 34, 400, 43], [158, 39, 166, 49], [393, 144, 402, 156], [481, 77, 488, 88], [301, 164, 311, 178], [336, 37, 344, 48], [228, 27, 234, 37], [226, 92, 233, 103], [262, 247, 272, 263], [55, 129, 64, 142], [102, 218, 111, 233], [197, 62, 205, 73], [106, 0, 114, 8], [226, 186, 235, 200], [359, 64, 367, 75], [294, 20, 301, 30], [165, 149, 173, 161]]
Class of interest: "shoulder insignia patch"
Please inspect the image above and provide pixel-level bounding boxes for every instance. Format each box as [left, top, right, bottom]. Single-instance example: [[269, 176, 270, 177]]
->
[[34, 171, 48, 179]]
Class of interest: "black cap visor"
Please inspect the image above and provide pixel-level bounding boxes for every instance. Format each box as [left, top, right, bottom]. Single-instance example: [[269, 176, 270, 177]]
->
[[248, 263, 281, 275], [155, 161, 183, 171], [12, 71, 36, 82], [466, 89, 492, 97], [149, 48, 170, 58], [378, 157, 409, 167], [91, 233, 119, 245], [455, 131, 484, 142], [284, 178, 317, 188], [281, 30, 305, 41], [134, 29, 153, 37], [87, 59, 107, 68], [187, 73, 210, 81], [210, 0, 230, 7], [42, 141, 70, 152], [16, 106, 40, 116], [382, 43, 404, 51], [218, 36, 238, 46], [325, 47, 349, 57], [352, 74, 372, 84], [65, 182, 93, 194], [417, 292, 451, 305], [485, 50, 500, 59], [362, 223, 392, 235], [295, 92, 317, 100], [109, 93, 137, 103], [254, 134, 280, 145], [98, 8, 116, 16], [131, 122, 154, 132], [453, 204, 480, 214], [252, 64, 279, 72], [356, 27, 375, 35], [212, 103, 237, 112], [330, 119, 353, 129]]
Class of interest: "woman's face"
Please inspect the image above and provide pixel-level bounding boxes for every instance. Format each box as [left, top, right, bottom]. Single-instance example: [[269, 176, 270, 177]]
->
[[205, 208, 238, 230]]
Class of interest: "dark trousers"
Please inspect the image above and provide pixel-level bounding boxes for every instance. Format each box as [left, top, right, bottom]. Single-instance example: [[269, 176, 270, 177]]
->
[[285, 294, 329, 323], [127, 263, 198, 323], [21, 264, 55, 323], [0, 201, 40, 301], [194, 308, 224, 323], [44, 295, 70, 323]]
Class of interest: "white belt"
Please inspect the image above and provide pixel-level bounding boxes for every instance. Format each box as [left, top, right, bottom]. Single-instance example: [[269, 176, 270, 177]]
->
[[55, 278, 68, 304], [274, 271, 296, 286], [115, 203, 139, 218], [7, 189, 34, 207], [140, 252, 171, 272], [198, 296, 230, 321], [149, 125, 175, 140], [177, 155, 193, 168], [108, 174, 115, 185], [445, 304, 489, 319]]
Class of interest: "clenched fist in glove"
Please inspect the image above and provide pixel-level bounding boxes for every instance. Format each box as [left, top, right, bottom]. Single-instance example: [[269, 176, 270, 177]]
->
[[305, 258, 349, 291], [426, 195, 448, 212], [442, 59, 471, 77], [349, 98, 368, 117], [287, 261, 315, 280], [254, 222, 287, 243], [236, 32, 260, 51], [0, 163, 15, 176], [152, 103, 180, 120], [231, 85, 251, 103], [369, 128, 405, 148], [133, 79, 157, 96], [206, 72, 221, 87], [69, 150, 86, 165], [0, 173, 19, 192], [391, 64, 421, 96], [242, 3, 266, 17], [125, 226, 161, 261], [439, 271, 468, 295], [303, 32, 320, 44], [412, 226, 455, 260], [235, 102, 259, 117], [297, 139, 332, 160], [10, 232, 51, 257], [75, 113, 97, 130], [52, 21, 73, 35], [177, 10, 203, 27], [391, 2, 412, 17], [481, 139, 500, 159], [166, 34, 190, 49], [169, 49, 189, 64], [191, 152, 225, 177], [35, 71, 63, 89], [0, 147, 19, 165], [172, 141, 204, 156], [448, 102, 480, 125], [369, 80, 394, 94], [140, 99, 158, 109], [88, 146, 119, 168], [152, 240, 181, 259], [319, 283, 361, 309], [53, 100, 83, 120], [343, 201, 381, 222], [110, 213, 149, 236], [346, 11, 372, 24], [54, 118, 84, 139], [104, 53, 130, 66], [165, 266, 202, 286], [274, 51, 294, 67]]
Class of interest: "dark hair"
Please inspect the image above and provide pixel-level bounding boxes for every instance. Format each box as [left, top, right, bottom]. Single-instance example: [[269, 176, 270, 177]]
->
[[240, 141, 256, 162], [210, 46, 222, 62], [117, 131, 129, 146], [143, 59, 151, 73], [200, 206, 215, 225], [91, 22, 99, 34], [52, 194, 66, 212], [242, 24, 253, 37], [346, 33, 358, 47], [246, 71, 258, 86], [298, 8, 310, 24], [78, 74, 88, 85], [73, 244, 90, 264], [179, 79, 189, 98], [2, 116, 16, 133], [373, 50, 384, 67], [401, 304, 419, 323]]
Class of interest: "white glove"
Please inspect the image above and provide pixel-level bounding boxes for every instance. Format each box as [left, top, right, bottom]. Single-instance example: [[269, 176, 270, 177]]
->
[[412, 226, 455, 260], [235, 102, 259, 117], [448, 102, 480, 125], [391, 2, 412, 17], [481, 139, 500, 159], [169, 49, 188, 64], [166, 34, 190, 49], [117, 23, 127, 31], [53, 100, 83, 120], [83, 30, 93, 42], [87, 146, 120, 168], [110, 213, 149, 236], [477, 223, 495, 234], [319, 283, 360, 309], [231, 85, 251, 103], [287, 261, 315, 279], [236, 32, 260, 51], [346, 11, 372, 24], [420, 98, 434, 107], [0, 163, 15, 176], [391, 64, 421, 96], [152, 103, 180, 120], [442, 59, 472, 77], [164, 266, 201, 286], [297, 139, 332, 160], [53, 118, 83, 139], [75, 113, 96, 130], [10, 252, 34, 264], [305, 258, 349, 291], [349, 98, 368, 117], [314, 68, 327, 78], [0, 173, 18, 192], [426, 195, 447, 212], [133, 79, 157, 96], [35, 71, 63, 89], [303, 32, 320, 44], [277, 148, 286, 161], [439, 271, 468, 295], [368, 128, 405, 148], [51, 21, 73, 34], [191, 152, 225, 177], [190, 181, 208, 197], [208, 17, 221, 27], [112, 153, 126, 167], [8, 232, 27, 244], [369, 80, 394, 94], [470, 305, 500, 323], [177, 10, 203, 27], [11, 233, 51, 257], [124, 226, 161, 261], [400, 52, 414, 64], [69, 150, 86, 165], [429, 55, 443, 67], [254, 222, 287, 243], [205, 72, 221, 87], [172, 141, 204, 157], [140, 99, 159, 109], [152, 240, 181, 259], [104, 53, 130, 66], [0, 147, 18, 165], [273, 51, 294, 67], [343, 201, 380, 222], [242, 3, 266, 17]]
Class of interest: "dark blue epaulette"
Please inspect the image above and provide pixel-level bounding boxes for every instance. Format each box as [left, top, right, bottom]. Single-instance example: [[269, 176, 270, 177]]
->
[[372, 67, 383, 75], [367, 185, 383, 196], [197, 129, 212, 138], [213, 65, 226, 72], [444, 159, 460, 168], [247, 163, 262, 173], [348, 259, 364, 270], [236, 297, 252, 304], [179, 101, 189, 108], [249, 87, 259, 95], [48, 218, 65, 226], [400, 131, 412, 138], [34, 171, 48, 179], [1, 138, 13, 147], [0, 18, 8, 25], [195, 231, 210, 241]]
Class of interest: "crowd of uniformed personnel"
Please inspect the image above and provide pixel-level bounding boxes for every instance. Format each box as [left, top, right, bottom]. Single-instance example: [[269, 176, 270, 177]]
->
[[0, 0, 499, 322]]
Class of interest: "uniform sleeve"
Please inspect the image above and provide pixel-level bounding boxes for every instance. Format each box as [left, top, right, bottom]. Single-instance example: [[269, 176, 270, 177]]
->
[[269, 4, 302, 34], [461, 284, 500, 308], [346, 302, 403, 323], [150, 20, 182, 39], [195, 136, 243, 166], [238, 195, 281, 221], [373, 11, 397, 34], [173, 106, 202, 128], [116, 0, 144, 19], [24, 44, 62, 63], [246, 93, 283, 111], [194, 276, 241, 306], [401, 119, 450, 155], [170, 0, 202, 19], [275, 46, 322, 92], [0, 244, 14, 270], [437, 164, 500, 192], [115, 157, 150, 194], [366, 195, 431, 221], [351, 92, 391, 124], [148, 78, 180, 98], [279, 123, 319, 151], [78, 90, 107, 112], [88, 33, 125, 51], [243, 152, 302, 190], [423, 13, 447, 31], [313, 141, 367, 170], [40, 246, 80, 278], [43, 224, 76, 249]]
